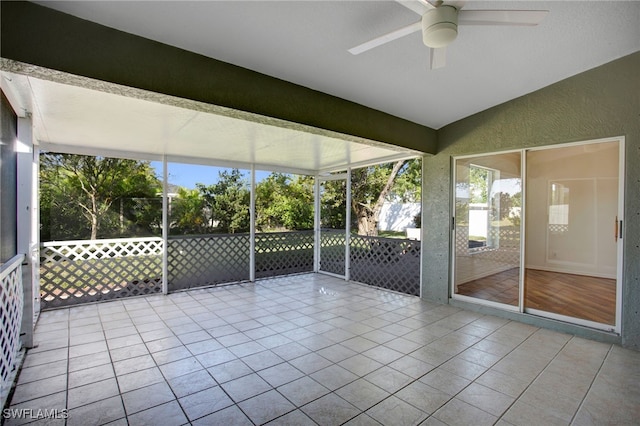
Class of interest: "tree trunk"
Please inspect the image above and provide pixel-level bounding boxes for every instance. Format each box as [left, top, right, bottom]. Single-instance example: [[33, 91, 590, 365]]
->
[[355, 160, 406, 236], [120, 198, 124, 234], [90, 213, 98, 240], [90, 194, 98, 240]]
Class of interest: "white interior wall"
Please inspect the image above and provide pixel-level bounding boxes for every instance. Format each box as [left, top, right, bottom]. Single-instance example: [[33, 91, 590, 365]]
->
[[525, 142, 619, 278]]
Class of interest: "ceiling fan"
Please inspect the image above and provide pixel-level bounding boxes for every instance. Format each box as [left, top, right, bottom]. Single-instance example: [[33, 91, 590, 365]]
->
[[348, 0, 549, 69]]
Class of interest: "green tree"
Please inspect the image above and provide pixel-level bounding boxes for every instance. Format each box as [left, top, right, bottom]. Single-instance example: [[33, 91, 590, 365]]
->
[[317, 158, 422, 236], [256, 173, 314, 231], [321, 179, 347, 229], [469, 166, 489, 204], [40, 153, 161, 240], [169, 187, 209, 234], [349, 158, 422, 236], [198, 169, 250, 234]]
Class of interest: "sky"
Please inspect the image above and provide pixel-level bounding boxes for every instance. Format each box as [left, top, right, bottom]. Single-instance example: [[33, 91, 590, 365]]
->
[[151, 161, 272, 189]]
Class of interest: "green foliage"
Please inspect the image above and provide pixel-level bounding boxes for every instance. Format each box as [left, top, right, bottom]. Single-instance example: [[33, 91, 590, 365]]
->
[[332, 158, 422, 235], [321, 179, 347, 229], [40, 153, 162, 240], [492, 191, 522, 227], [169, 188, 209, 234], [469, 166, 489, 204], [197, 169, 250, 234], [40, 153, 422, 240], [389, 158, 422, 203], [413, 212, 421, 228], [256, 173, 314, 231]]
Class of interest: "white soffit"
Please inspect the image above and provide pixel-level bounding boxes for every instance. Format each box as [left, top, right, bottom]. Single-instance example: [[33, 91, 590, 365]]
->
[[4, 73, 420, 174]]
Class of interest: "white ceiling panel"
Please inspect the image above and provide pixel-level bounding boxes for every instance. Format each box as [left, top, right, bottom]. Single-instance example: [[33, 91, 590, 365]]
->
[[4, 73, 419, 174]]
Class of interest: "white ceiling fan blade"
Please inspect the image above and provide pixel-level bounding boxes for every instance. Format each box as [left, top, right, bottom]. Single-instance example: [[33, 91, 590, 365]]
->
[[348, 21, 421, 55], [430, 47, 446, 70], [459, 10, 549, 26], [396, 0, 432, 16], [443, 1, 466, 10]]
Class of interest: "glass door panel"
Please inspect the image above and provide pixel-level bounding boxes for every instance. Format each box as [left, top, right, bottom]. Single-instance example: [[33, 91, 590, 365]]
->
[[525, 141, 620, 327], [453, 153, 522, 307]]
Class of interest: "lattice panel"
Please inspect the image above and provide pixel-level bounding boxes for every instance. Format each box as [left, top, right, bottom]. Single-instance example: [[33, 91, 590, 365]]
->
[[549, 224, 569, 233], [255, 231, 314, 278], [40, 238, 163, 309], [319, 229, 346, 276], [0, 255, 24, 402], [350, 235, 420, 296], [455, 226, 470, 255], [455, 226, 520, 265], [168, 234, 250, 291]]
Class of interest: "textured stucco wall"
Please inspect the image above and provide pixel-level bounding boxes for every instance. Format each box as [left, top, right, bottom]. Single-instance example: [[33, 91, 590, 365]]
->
[[423, 52, 640, 348]]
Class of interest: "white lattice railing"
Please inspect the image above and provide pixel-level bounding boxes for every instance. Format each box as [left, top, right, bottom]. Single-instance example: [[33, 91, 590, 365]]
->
[[0, 254, 25, 406], [40, 238, 163, 309]]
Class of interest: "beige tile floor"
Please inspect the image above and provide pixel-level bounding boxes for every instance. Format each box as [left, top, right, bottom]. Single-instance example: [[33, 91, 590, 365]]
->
[[5, 273, 640, 425]]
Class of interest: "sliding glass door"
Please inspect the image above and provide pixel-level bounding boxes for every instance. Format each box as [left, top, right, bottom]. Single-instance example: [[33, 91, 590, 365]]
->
[[453, 152, 522, 309], [452, 138, 623, 331], [524, 141, 621, 328]]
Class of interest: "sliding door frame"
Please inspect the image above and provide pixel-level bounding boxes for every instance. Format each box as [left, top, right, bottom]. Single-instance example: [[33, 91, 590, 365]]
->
[[451, 136, 625, 334], [450, 148, 523, 313]]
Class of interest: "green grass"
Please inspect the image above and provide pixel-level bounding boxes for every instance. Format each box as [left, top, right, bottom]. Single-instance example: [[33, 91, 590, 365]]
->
[[378, 230, 407, 239]]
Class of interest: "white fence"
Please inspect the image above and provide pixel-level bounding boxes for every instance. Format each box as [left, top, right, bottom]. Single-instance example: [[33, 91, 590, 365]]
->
[[378, 202, 421, 231], [0, 254, 25, 406], [40, 238, 163, 309]]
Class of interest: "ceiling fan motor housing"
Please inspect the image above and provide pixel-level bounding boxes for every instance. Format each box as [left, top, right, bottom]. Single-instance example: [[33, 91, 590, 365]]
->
[[422, 5, 458, 48]]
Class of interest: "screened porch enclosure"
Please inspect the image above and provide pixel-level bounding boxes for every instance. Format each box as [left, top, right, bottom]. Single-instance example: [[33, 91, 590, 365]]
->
[[38, 176, 422, 310], [5, 71, 424, 312]]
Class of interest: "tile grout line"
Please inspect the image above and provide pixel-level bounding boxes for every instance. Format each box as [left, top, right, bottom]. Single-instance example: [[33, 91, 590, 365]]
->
[[330, 305, 514, 424], [568, 343, 614, 426], [141, 293, 197, 424], [407, 317, 537, 423], [111, 300, 147, 425], [180, 290, 258, 425], [493, 333, 575, 425], [64, 311, 70, 426]]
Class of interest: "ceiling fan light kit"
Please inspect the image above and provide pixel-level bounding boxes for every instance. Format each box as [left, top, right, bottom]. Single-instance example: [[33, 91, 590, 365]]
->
[[422, 5, 458, 48], [348, 1, 548, 70]]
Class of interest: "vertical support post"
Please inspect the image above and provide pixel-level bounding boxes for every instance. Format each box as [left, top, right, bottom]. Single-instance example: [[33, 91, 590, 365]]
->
[[419, 156, 425, 299], [162, 157, 169, 295], [31, 145, 41, 322], [345, 169, 351, 281], [16, 116, 34, 348], [314, 176, 321, 272], [250, 165, 256, 282]]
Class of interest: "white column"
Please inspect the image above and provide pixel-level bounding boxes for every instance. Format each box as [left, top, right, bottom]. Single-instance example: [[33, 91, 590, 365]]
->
[[162, 157, 169, 295], [31, 145, 41, 321], [250, 165, 256, 282], [16, 116, 35, 348], [345, 168, 351, 281], [313, 176, 321, 272]]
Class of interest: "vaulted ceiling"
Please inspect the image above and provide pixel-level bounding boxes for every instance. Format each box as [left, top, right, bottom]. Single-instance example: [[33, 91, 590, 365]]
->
[[32, 1, 640, 129]]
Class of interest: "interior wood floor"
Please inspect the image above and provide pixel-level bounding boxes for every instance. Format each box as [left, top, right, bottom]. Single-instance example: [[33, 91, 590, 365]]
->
[[456, 268, 616, 325]]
